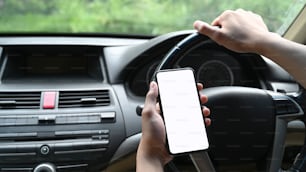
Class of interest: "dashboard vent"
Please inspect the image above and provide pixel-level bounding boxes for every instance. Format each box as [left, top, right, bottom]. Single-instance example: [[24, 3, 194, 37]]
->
[[0, 92, 41, 109], [59, 90, 111, 108]]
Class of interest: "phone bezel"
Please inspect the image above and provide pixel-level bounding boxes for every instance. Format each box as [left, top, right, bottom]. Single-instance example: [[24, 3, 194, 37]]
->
[[155, 67, 209, 155]]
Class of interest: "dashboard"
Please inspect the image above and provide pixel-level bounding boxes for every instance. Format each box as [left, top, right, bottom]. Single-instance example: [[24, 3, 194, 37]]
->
[[128, 43, 263, 97], [0, 30, 303, 172]]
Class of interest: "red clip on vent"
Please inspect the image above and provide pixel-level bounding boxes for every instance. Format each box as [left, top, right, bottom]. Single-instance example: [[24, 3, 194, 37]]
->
[[58, 90, 110, 108], [0, 92, 41, 109]]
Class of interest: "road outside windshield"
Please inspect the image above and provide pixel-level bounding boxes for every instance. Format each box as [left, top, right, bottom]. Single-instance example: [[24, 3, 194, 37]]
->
[[0, 0, 305, 35]]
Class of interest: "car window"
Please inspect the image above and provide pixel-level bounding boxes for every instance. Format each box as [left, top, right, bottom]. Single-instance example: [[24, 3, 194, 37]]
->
[[0, 0, 305, 36]]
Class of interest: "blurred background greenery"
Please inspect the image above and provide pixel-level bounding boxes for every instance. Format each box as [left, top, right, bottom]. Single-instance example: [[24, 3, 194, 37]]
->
[[0, 0, 304, 35]]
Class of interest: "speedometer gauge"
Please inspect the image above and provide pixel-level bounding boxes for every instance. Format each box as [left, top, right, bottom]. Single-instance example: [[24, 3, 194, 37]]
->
[[197, 60, 234, 87]]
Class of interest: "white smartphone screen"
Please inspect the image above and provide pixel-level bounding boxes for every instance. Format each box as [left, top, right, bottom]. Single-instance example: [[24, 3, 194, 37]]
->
[[156, 68, 209, 154]]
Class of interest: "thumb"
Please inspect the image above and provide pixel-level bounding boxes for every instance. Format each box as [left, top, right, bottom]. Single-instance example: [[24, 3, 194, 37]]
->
[[142, 81, 159, 117], [193, 20, 219, 39]]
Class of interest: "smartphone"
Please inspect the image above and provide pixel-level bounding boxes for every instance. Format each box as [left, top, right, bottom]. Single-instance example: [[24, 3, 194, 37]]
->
[[156, 68, 209, 155]]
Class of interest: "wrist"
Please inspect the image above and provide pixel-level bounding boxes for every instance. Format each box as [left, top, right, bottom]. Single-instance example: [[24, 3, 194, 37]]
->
[[136, 142, 166, 172], [137, 139, 172, 166], [251, 32, 281, 55]]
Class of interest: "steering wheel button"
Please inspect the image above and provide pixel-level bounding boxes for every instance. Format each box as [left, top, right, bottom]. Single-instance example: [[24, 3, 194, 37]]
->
[[274, 99, 300, 115]]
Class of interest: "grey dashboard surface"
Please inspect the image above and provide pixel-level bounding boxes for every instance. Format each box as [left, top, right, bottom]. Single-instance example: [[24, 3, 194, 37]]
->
[[0, 33, 303, 172]]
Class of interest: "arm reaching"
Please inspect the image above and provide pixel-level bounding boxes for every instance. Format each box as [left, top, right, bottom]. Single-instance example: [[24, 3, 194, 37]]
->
[[194, 9, 306, 88], [136, 82, 171, 172]]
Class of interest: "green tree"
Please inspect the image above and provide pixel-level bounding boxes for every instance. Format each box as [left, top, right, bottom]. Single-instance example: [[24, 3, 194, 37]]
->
[[0, 0, 304, 35]]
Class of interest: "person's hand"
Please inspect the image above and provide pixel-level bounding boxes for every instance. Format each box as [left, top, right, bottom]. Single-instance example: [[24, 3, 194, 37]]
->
[[136, 81, 210, 172], [193, 9, 269, 53]]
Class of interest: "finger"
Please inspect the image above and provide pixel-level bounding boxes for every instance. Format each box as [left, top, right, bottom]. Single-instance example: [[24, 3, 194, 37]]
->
[[211, 9, 235, 26], [155, 103, 161, 114], [142, 81, 159, 118], [193, 20, 220, 38], [236, 8, 247, 13], [211, 16, 221, 27], [145, 81, 158, 106], [202, 106, 210, 117], [200, 94, 208, 104], [197, 83, 203, 91], [205, 118, 211, 126]]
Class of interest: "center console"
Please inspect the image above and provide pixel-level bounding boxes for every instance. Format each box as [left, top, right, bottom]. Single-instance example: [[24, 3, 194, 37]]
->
[[0, 46, 126, 172]]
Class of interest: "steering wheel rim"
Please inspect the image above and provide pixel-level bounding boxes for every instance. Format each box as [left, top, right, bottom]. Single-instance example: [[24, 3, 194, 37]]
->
[[152, 32, 210, 81], [152, 32, 304, 172]]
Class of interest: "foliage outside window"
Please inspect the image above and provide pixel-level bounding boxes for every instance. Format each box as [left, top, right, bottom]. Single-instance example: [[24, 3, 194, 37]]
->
[[0, 0, 305, 35]]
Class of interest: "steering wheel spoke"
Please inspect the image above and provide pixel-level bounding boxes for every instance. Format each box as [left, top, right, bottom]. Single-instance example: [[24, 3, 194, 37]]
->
[[267, 91, 304, 172]]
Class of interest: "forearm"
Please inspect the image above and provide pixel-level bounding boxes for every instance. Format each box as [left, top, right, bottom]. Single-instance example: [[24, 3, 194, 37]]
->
[[136, 144, 164, 172], [255, 32, 306, 88], [136, 154, 164, 172]]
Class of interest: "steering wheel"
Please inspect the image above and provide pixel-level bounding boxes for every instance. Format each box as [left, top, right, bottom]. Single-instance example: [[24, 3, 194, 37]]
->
[[153, 32, 304, 172]]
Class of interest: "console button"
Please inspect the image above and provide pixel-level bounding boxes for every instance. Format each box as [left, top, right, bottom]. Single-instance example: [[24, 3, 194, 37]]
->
[[40, 145, 50, 155], [43, 92, 57, 109]]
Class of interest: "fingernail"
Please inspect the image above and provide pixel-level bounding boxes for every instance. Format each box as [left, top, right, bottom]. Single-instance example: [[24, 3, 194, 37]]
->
[[150, 82, 156, 89]]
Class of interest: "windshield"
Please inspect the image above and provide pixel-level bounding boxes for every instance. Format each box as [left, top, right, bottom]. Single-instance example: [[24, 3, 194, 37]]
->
[[0, 0, 305, 36]]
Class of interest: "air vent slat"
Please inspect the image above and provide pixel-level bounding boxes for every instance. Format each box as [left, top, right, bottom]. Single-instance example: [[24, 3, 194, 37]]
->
[[60, 91, 108, 96], [16, 102, 40, 105], [59, 90, 110, 108], [1, 106, 40, 109], [0, 92, 41, 109], [59, 99, 110, 103], [0, 97, 40, 101], [59, 103, 111, 108], [59, 95, 109, 100], [61, 100, 109, 106]]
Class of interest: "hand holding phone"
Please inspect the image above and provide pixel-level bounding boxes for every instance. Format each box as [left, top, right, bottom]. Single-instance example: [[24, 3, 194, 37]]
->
[[156, 68, 209, 155]]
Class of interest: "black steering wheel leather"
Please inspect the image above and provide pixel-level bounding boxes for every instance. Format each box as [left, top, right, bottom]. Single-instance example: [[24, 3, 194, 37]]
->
[[153, 32, 304, 172]]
